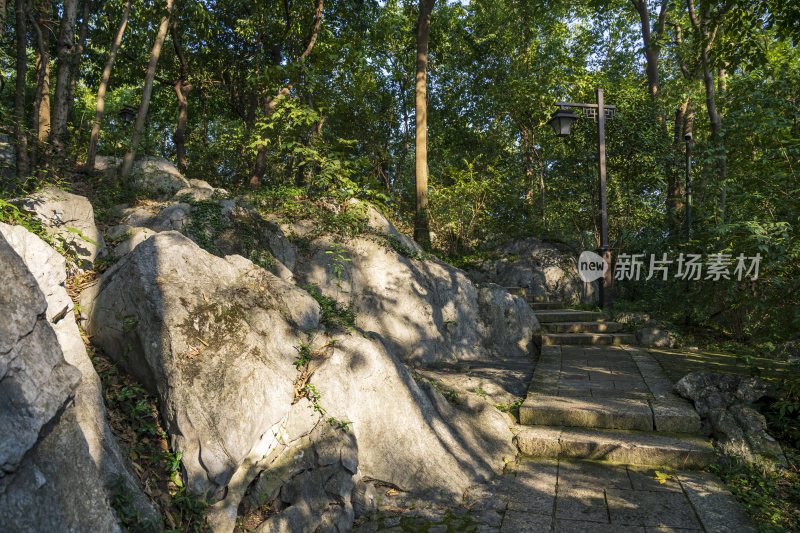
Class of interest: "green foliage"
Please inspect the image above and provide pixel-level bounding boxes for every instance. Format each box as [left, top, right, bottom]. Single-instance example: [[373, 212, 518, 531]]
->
[[300, 285, 356, 331], [495, 397, 524, 421], [0, 198, 47, 239], [411, 371, 460, 404], [710, 459, 800, 533]]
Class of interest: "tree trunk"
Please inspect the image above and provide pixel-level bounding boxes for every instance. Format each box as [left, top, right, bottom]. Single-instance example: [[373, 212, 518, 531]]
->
[[173, 80, 191, 173], [14, 2, 30, 180], [716, 66, 728, 223], [667, 96, 689, 230], [86, 0, 131, 171], [630, 0, 669, 98], [414, 0, 434, 247], [0, 0, 7, 42], [50, 0, 78, 153], [248, 0, 324, 188], [170, 6, 191, 173], [29, 2, 51, 144], [67, 0, 90, 118], [120, 0, 175, 178]]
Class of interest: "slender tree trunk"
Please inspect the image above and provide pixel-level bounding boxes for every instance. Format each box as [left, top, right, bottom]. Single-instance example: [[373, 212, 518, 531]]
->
[[716, 65, 728, 222], [0, 0, 7, 42], [173, 80, 191, 172], [248, 0, 323, 188], [120, 0, 175, 178], [630, 0, 667, 98], [170, 6, 191, 173], [50, 0, 78, 153], [66, 0, 90, 117], [14, 2, 30, 180], [28, 3, 51, 144], [414, 0, 434, 247], [86, 0, 131, 171]]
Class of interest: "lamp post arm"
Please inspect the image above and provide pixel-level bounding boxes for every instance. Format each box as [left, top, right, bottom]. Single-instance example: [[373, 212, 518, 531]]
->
[[554, 101, 616, 110]]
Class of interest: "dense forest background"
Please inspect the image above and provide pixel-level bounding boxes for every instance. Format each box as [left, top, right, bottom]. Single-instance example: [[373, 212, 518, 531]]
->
[[1, 0, 799, 344]]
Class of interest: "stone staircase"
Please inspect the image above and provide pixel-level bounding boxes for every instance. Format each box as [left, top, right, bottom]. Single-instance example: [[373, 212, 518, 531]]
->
[[509, 288, 637, 347], [507, 287, 715, 469]]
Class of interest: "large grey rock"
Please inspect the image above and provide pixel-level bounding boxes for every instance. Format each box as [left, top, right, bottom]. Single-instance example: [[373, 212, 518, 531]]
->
[[313, 335, 516, 496], [0, 407, 124, 533], [473, 237, 598, 305], [348, 198, 422, 253], [0, 232, 82, 475], [295, 234, 537, 365], [0, 232, 125, 532], [17, 187, 105, 269], [114, 198, 296, 281], [476, 282, 539, 357], [635, 326, 677, 348], [81, 231, 321, 496], [0, 222, 159, 523], [675, 372, 786, 469], [252, 422, 358, 533], [132, 156, 191, 198]]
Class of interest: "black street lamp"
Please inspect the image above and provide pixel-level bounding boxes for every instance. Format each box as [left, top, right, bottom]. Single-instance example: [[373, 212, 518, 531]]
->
[[684, 131, 693, 237], [118, 105, 137, 124], [118, 104, 150, 157], [548, 87, 616, 310]]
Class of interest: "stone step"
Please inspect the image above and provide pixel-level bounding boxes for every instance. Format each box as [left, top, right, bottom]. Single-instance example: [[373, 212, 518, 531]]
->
[[513, 426, 714, 469], [520, 393, 701, 434], [535, 310, 606, 323], [538, 333, 637, 346], [541, 321, 624, 334], [531, 302, 562, 310], [505, 287, 549, 303]]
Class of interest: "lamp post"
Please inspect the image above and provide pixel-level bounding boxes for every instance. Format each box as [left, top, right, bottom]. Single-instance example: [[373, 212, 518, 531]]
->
[[547, 87, 616, 310], [118, 104, 150, 157], [684, 132, 693, 237]]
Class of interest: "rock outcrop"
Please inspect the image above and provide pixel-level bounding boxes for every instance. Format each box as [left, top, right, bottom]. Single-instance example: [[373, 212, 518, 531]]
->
[[0, 222, 159, 524], [82, 229, 516, 532], [16, 187, 105, 269], [468, 237, 598, 305], [81, 231, 320, 497], [294, 233, 538, 366], [0, 231, 131, 532], [132, 156, 191, 198], [675, 372, 786, 470]]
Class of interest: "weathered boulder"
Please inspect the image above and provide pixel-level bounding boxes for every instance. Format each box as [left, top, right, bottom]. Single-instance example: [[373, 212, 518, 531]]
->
[[17, 187, 105, 269], [132, 156, 191, 198], [312, 335, 516, 496], [295, 234, 538, 365], [0, 230, 81, 475], [81, 231, 321, 496], [252, 422, 358, 533], [0, 232, 125, 532], [675, 372, 786, 469], [93, 155, 122, 174], [0, 222, 160, 523], [113, 197, 296, 281], [635, 326, 677, 348], [348, 198, 423, 253], [470, 237, 598, 305]]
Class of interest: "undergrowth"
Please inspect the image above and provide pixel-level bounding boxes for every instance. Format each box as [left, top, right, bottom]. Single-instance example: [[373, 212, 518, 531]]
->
[[91, 348, 211, 532], [709, 456, 800, 532], [300, 285, 356, 331]]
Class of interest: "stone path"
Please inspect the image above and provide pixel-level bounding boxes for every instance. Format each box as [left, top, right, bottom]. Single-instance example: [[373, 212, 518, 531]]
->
[[356, 293, 759, 532], [356, 458, 756, 532]]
